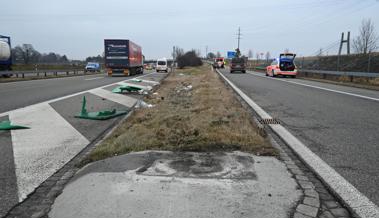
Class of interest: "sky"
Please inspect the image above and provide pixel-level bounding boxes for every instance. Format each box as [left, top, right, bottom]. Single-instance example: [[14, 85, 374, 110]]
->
[[1, 0, 379, 60]]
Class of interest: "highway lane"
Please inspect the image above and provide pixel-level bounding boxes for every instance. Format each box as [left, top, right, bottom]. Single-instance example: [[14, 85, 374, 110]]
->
[[0, 71, 165, 216], [219, 69, 379, 206], [0, 73, 147, 114]]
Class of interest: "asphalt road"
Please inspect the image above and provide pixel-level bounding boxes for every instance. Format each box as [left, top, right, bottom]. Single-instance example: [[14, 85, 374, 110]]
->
[[0, 71, 164, 217], [0, 73, 142, 114], [219, 69, 379, 206]]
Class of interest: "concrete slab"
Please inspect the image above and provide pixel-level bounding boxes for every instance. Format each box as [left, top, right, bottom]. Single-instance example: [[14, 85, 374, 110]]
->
[[50, 151, 301, 218]]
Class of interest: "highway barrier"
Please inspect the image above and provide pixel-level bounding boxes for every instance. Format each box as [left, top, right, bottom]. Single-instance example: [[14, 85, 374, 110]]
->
[[0, 69, 102, 79]]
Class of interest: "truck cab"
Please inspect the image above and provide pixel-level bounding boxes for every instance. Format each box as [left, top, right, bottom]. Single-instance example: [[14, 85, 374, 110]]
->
[[104, 39, 143, 76]]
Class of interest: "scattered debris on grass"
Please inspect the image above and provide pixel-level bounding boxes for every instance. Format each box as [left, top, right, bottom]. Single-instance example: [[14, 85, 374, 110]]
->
[[85, 66, 276, 164]]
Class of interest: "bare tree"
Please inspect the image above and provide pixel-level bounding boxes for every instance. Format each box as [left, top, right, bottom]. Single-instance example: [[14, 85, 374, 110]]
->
[[207, 52, 216, 59], [172, 46, 184, 60], [13, 44, 40, 64], [353, 19, 378, 54]]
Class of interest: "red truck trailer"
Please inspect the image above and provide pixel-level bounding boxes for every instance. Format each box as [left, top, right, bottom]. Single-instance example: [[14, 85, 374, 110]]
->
[[104, 39, 143, 76]]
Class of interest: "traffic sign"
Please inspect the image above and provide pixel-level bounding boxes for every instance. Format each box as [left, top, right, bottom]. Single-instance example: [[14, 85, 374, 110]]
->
[[227, 51, 236, 59]]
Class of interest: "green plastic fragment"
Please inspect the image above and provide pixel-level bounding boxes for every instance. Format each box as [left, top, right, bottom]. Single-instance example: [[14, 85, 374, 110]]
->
[[75, 96, 129, 120], [0, 121, 29, 130], [112, 85, 143, 93]]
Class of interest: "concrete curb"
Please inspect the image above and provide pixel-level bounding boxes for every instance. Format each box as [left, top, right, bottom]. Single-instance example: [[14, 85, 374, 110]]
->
[[215, 68, 379, 218]]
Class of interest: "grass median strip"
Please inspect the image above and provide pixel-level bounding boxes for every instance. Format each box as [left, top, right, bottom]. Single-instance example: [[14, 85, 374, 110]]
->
[[85, 66, 276, 164]]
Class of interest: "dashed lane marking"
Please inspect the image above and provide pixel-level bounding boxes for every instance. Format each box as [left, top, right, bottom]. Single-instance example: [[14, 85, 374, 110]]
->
[[84, 77, 104, 81]]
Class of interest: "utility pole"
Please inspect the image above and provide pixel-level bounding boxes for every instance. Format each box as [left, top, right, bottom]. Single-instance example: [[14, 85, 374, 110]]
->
[[205, 46, 208, 59], [337, 31, 350, 71], [237, 27, 241, 50], [338, 32, 350, 55], [172, 46, 176, 71]]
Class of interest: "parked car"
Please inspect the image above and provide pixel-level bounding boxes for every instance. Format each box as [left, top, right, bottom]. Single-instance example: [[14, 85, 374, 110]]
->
[[212, 58, 225, 69], [156, 58, 168, 72], [230, 57, 246, 73], [266, 53, 297, 78], [85, 62, 100, 72]]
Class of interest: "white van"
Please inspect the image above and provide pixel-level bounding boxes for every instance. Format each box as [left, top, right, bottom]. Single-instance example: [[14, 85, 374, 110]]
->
[[156, 58, 168, 72]]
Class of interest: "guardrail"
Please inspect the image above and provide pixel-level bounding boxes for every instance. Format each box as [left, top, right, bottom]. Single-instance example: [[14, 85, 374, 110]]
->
[[0, 69, 102, 78]]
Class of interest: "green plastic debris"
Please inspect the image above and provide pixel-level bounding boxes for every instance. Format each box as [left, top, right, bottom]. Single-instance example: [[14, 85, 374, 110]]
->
[[112, 85, 143, 94], [75, 96, 129, 120], [0, 121, 29, 130]]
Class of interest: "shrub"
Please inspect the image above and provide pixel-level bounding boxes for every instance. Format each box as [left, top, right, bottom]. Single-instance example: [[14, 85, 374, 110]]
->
[[177, 51, 203, 69]]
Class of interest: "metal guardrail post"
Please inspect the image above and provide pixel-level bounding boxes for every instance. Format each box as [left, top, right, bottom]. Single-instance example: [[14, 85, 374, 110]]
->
[[44, 72, 47, 77], [22, 73, 24, 78], [367, 53, 371, 73], [66, 71, 69, 76]]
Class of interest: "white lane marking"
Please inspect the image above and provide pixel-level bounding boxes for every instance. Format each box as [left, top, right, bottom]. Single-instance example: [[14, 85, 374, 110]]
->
[[139, 79, 159, 85], [0, 72, 155, 117], [10, 103, 90, 202], [247, 71, 379, 103], [90, 89, 138, 108], [216, 69, 379, 217], [85, 77, 104, 81], [116, 82, 152, 90]]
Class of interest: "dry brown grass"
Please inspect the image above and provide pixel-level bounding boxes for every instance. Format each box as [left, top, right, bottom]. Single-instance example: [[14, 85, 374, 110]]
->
[[86, 66, 275, 163]]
